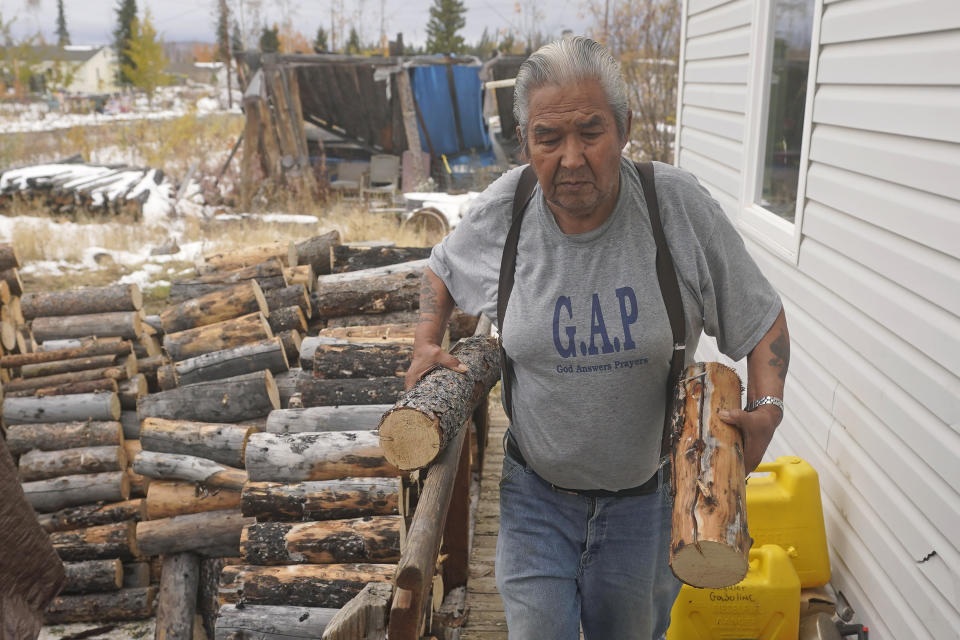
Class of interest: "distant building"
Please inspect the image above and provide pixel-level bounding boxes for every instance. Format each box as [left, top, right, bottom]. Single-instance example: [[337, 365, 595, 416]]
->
[[31, 45, 121, 94]]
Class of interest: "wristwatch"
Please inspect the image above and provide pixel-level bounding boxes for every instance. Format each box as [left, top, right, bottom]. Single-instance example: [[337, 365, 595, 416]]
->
[[747, 396, 784, 415]]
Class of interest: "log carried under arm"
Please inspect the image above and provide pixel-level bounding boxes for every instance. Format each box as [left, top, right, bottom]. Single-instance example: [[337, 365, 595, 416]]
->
[[378, 336, 500, 470]]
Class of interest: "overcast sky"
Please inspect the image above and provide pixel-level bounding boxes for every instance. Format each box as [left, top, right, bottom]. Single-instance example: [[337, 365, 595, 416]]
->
[[4, 0, 594, 50]]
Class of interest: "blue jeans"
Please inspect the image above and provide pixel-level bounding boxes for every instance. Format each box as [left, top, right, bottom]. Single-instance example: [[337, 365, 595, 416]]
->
[[495, 443, 681, 640]]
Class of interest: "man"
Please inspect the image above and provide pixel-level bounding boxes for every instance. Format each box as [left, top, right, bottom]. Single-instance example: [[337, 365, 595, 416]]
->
[[406, 36, 789, 639]]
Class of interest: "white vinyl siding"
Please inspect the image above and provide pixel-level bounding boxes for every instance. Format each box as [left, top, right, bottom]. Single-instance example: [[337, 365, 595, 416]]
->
[[676, 0, 960, 638]]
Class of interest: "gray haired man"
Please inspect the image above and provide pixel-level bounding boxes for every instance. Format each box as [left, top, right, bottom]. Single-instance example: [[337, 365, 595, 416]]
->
[[406, 36, 789, 639]]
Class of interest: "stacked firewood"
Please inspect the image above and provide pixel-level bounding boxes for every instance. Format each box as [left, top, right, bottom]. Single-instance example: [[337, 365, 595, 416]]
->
[[0, 244, 30, 361]]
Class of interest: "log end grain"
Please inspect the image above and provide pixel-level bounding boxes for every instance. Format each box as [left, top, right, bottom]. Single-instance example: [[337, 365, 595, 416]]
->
[[378, 407, 441, 471], [670, 540, 749, 588]]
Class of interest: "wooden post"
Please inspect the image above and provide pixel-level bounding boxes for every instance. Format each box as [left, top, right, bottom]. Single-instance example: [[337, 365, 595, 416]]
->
[[155, 552, 200, 640], [441, 425, 471, 591], [321, 582, 392, 640], [396, 69, 427, 188]]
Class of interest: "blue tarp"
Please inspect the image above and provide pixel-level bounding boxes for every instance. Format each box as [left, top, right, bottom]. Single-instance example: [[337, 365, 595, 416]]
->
[[411, 64, 491, 157]]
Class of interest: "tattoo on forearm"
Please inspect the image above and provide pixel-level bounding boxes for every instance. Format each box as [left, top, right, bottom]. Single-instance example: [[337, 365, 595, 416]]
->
[[769, 329, 790, 381], [418, 274, 441, 324]]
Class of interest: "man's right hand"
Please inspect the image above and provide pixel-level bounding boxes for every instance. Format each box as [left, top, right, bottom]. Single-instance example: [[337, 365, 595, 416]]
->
[[405, 342, 469, 390]]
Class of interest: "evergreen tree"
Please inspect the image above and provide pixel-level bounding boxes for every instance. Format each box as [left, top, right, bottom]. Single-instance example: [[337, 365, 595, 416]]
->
[[230, 20, 243, 54], [313, 26, 328, 53], [215, 0, 229, 62], [425, 0, 466, 55], [55, 0, 69, 46], [345, 26, 360, 54], [122, 9, 169, 104], [113, 0, 137, 84], [469, 26, 497, 58], [259, 23, 280, 53]]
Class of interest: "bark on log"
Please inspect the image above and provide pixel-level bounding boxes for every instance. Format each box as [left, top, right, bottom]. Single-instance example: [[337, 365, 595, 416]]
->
[[19, 445, 126, 482], [168, 337, 289, 387], [159, 281, 268, 334], [155, 552, 200, 640], [123, 562, 151, 588], [169, 277, 286, 303], [121, 411, 141, 439], [31, 311, 143, 342], [137, 354, 168, 377], [0, 266, 24, 296], [193, 258, 285, 282], [241, 478, 400, 521], [2, 392, 121, 425], [35, 336, 126, 353], [313, 339, 411, 379], [297, 376, 405, 407], [218, 564, 394, 608], [669, 362, 750, 589], [156, 364, 178, 390], [202, 241, 298, 271], [295, 230, 340, 276], [268, 305, 307, 334], [6, 420, 122, 456], [136, 510, 254, 557], [263, 284, 312, 318], [38, 499, 146, 534], [61, 559, 124, 594], [138, 370, 280, 423], [118, 374, 147, 410], [22, 471, 130, 512], [198, 558, 225, 639], [140, 418, 257, 468], [241, 516, 402, 565], [25, 378, 120, 398], [245, 431, 400, 483], [0, 242, 21, 271], [330, 245, 432, 273], [321, 582, 392, 640], [378, 336, 500, 470], [146, 481, 242, 520], [4, 358, 134, 392], [50, 520, 139, 561], [275, 368, 306, 407], [284, 264, 315, 291], [323, 310, 418, 329], [44, 587, 156, 624], [312, 263, 423, 318], [20, 353, 122, 378], [163, 312, 273, 362], [215, 604, 337, 640], [318, 322, 416, 344], [133, 451, 248, 491], [276, 329, 302, 366], [266, 405, 393, 434], [22, 285, 142, 320]]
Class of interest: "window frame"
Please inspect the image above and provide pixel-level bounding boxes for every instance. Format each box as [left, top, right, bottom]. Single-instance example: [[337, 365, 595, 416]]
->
[[739, 0, 823, 264]]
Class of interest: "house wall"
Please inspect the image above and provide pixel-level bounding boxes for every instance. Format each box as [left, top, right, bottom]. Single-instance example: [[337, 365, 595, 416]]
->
[[676, 0, 960, 638], [69, 48, 120, 94]]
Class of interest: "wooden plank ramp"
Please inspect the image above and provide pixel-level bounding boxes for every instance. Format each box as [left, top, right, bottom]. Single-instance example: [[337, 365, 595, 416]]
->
[[460, 401, 509, 639]]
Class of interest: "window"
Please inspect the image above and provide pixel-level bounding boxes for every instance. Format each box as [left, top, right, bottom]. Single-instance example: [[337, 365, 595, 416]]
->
[[756, 0, 815, 223]]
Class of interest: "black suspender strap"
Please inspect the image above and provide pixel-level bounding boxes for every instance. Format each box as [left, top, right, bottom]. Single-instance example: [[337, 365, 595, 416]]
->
[[498, 165, 538, 421], [498, 162, 685, 458]]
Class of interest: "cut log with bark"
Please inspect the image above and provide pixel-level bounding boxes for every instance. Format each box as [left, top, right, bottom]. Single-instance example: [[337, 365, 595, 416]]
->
[[312, 261, 424, 318], [123, 562, 151, 588], [276, 329, 302, 366], [21, 285, 142, 320], [3, 392, 122, 425], [38, 499, 146, 534], [44, 587, 157, 624], [330, 245, 432, 273], [0, 242, 21, 271], [140, 418, 257, 468], [21, 377, 120, 398], [295, 230, 340, 276], [669, 362, 750, 589], [133, 451, 248, 491], [313, 338, 411, 379], [201, 241, 298, 271], [297, 376, 405, 407], [379, 336, 500, 471], [275, 368, 306, 407], [6, 420, 123, 456], [163, 311, 272, 362], [268, 305, 307, 334], [264, 283, 312, 318], [318, 322, 416, 344], [146, 482, 242, 520], [321, 582, 392, 640], [245, 431, 400, 483], [324, 310, 418, 329], [61, 559, 123, 594], [284, 265, 315, 292], [241, 516, 402, 565], [121, 411, 141, 439], [19, 445, 126, 482], [241, 478, 400, 521], [50, 520, 139, 561], [20, 353, 123, 379], [118, 374, 147, 410], [215, 604, 337, 640], [193, 258, 285, 283], [136, 510, 254, 557], [22, 471, 130, 512], [156, 364, 178, 391], [155, 552, 200, 640], [138, 370, 280, 423], [36, 336, 126, 353], [30, 311, 143, 342], [159, 281, 268, 334], [4, 358, 135, 393], [266, 405, 393, 434], [198, 558, 225, 639], [218, 564, 394, 608], [165, 337, 289, 387], [0, 266, 24, 296]]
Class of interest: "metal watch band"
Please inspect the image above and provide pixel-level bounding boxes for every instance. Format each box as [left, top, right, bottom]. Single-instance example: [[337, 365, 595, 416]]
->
[[748, 395, 784, 415]]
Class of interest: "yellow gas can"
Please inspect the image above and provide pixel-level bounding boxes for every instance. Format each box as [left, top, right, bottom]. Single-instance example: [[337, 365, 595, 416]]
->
[[746, 456, 831, 588], [667, 544, 801, 640]]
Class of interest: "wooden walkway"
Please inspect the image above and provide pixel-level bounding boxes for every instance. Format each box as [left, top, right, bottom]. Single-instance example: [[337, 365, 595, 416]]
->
[[461, 403, 509, 639]]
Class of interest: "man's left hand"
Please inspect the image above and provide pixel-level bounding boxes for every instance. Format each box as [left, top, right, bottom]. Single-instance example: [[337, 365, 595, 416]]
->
[[717, 405, 782, 474]]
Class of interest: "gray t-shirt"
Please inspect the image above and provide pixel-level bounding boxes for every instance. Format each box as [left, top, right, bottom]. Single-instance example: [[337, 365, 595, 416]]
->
[[430, 159, 781, 490]]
